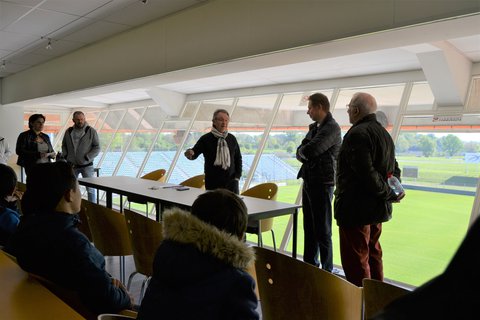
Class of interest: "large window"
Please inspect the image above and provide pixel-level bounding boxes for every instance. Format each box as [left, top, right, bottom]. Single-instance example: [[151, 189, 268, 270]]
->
[[29, 74, 480, 288]]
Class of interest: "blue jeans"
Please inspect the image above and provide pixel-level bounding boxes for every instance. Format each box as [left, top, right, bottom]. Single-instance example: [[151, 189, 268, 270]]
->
[[302, 183, 334, 272], [75, 165, 96, 203]]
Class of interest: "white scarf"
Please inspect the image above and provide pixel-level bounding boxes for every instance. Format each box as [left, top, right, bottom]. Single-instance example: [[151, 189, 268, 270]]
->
[[211, 127, 230, 170]]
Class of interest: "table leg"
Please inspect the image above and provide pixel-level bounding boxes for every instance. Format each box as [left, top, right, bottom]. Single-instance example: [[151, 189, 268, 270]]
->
[[106, 192, 112, 209]]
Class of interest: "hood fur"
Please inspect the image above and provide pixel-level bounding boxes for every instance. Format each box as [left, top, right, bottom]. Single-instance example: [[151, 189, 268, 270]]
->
[[162, 208, 255, 269]]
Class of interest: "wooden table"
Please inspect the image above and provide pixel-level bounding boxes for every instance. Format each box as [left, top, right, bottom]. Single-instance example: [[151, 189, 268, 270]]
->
[[79, 176, 301, 258], [0, 251, 85, 320]]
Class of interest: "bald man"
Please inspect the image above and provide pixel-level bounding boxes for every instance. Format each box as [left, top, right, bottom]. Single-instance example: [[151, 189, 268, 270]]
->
[[334, 92, 405, 287]]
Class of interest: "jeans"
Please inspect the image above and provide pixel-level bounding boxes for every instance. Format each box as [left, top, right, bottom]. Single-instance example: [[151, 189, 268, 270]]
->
[[302, 183, 334, 272], [75, 165, 96, 203]]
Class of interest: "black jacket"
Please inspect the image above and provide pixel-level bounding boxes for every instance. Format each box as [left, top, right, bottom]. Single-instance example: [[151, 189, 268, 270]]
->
[[297, 112, 342, 185], [190, 132, 242, 191], [334, 114, 400, 227], [5, 211, 131, 314], [16, 130, 54, 171], [138, 209, 259, 320]]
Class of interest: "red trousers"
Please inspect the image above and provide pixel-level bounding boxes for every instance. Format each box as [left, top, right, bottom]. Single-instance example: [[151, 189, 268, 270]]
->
[[339, 223, 383, 287]]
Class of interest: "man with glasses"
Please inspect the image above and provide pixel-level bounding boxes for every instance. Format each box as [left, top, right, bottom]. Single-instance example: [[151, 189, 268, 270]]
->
[[334, 92, 405, 287], [184, 109, 242, 194]]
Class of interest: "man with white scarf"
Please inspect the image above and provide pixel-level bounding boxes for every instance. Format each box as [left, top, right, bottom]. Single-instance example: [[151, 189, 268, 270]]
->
[[184, 109, 242, 194]]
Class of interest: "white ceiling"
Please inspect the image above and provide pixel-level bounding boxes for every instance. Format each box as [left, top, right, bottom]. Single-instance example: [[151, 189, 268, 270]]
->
[[1, 0, 479, 109]]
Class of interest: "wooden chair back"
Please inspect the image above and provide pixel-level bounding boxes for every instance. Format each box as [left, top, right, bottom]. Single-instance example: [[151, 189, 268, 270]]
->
[[141, 169, 166, 182], [254, 246, 363, 320], [362, 278, 411, 319], [124, 209, 163, 277], [242, 183, 278, 232], [29, 273, 98, 320], [180, 174, 205, 189], [83, 202, 132, 257]]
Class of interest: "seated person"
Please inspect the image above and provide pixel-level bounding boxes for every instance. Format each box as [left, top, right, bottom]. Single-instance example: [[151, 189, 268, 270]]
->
[[371, 216, 480, 320], [138, 189, 259, 320], [0, 164, 20, 246], [5, 162, 132, 314]]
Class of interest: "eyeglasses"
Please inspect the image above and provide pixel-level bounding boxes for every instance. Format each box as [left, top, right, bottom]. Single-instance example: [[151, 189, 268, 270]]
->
[[346, 104, 357, 110]]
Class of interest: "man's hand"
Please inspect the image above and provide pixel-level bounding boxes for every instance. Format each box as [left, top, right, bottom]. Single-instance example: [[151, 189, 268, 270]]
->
[[393, 191, 406, 203], [184, 149, 194, 160]]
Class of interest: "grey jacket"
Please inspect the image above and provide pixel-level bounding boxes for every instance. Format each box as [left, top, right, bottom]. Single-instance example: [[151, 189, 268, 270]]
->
[[62, 125, 100, 166]]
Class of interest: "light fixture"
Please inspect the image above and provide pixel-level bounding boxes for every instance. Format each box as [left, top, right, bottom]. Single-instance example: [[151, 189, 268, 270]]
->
[[46, 38, 52, 50], [0, 60, 5, 70]]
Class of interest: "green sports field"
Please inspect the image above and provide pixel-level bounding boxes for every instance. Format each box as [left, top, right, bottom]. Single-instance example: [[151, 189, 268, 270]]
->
[[247, 187, 474, 286], [247, 153, 478, 287]]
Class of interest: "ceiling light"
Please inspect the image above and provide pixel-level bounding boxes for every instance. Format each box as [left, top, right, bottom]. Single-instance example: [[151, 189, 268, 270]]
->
[[46, 39, 52, 50]]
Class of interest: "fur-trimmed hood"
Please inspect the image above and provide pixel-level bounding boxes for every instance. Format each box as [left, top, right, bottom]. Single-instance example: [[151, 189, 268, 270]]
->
[[162, 208, 255, 269]]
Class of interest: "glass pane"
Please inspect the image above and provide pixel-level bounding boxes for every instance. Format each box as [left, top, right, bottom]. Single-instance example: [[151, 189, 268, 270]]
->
[[407, 82, 435, 111], [333, 85, 404, 133], [145, 120, 193, 182], [234, 94, 279, 191], [117, 107, 168, 177], [388, 115, 479, 285], [96, 109, 126, 176]]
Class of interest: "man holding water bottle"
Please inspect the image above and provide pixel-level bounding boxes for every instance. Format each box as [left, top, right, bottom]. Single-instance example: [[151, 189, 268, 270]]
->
[[334, 92, 405, 287]]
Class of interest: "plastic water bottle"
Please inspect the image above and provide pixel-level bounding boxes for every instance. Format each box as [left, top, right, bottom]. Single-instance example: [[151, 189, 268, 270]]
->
[[387, 173, 404, 195]]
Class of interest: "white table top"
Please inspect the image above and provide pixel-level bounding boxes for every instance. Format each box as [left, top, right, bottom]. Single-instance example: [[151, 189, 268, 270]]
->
[[79, 175, 301, 221]]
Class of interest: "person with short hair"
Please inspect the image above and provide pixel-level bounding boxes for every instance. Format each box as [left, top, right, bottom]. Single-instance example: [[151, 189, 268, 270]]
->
[[334, 92, 405, 287], [0, 136, 12, 165], [296, 92, 342, 272], [0, 164, 20, 246], [184, 109, 242, 194], [138, 189, 259, 320], [62, 111, 100, 202], [5, 162, 132, 314], [16, 114, 55, 176]]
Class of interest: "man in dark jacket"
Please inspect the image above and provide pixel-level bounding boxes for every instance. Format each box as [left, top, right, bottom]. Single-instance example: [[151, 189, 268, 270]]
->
[[138, 189, 259, 320], [5, 162, 132, 315], [334, 92, 404, 287], [184, 109, 242, 194], [296, 93, 341, 272]]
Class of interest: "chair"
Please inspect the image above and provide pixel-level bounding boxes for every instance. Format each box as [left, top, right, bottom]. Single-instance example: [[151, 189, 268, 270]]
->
[[127, 169, 166, 216], [124, 209, 163, 303], [179, 174, 205, 189], [362, 278, 411, 319], [83, 202, 133, 284], [29, 273, 98, 320], [242, 183, 278, 251], [254, 246, 362, 320]]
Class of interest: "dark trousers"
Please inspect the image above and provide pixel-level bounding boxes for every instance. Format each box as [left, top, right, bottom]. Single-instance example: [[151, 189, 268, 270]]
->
[[339, 223, 383, 287], [302, 183, 334, 272]]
